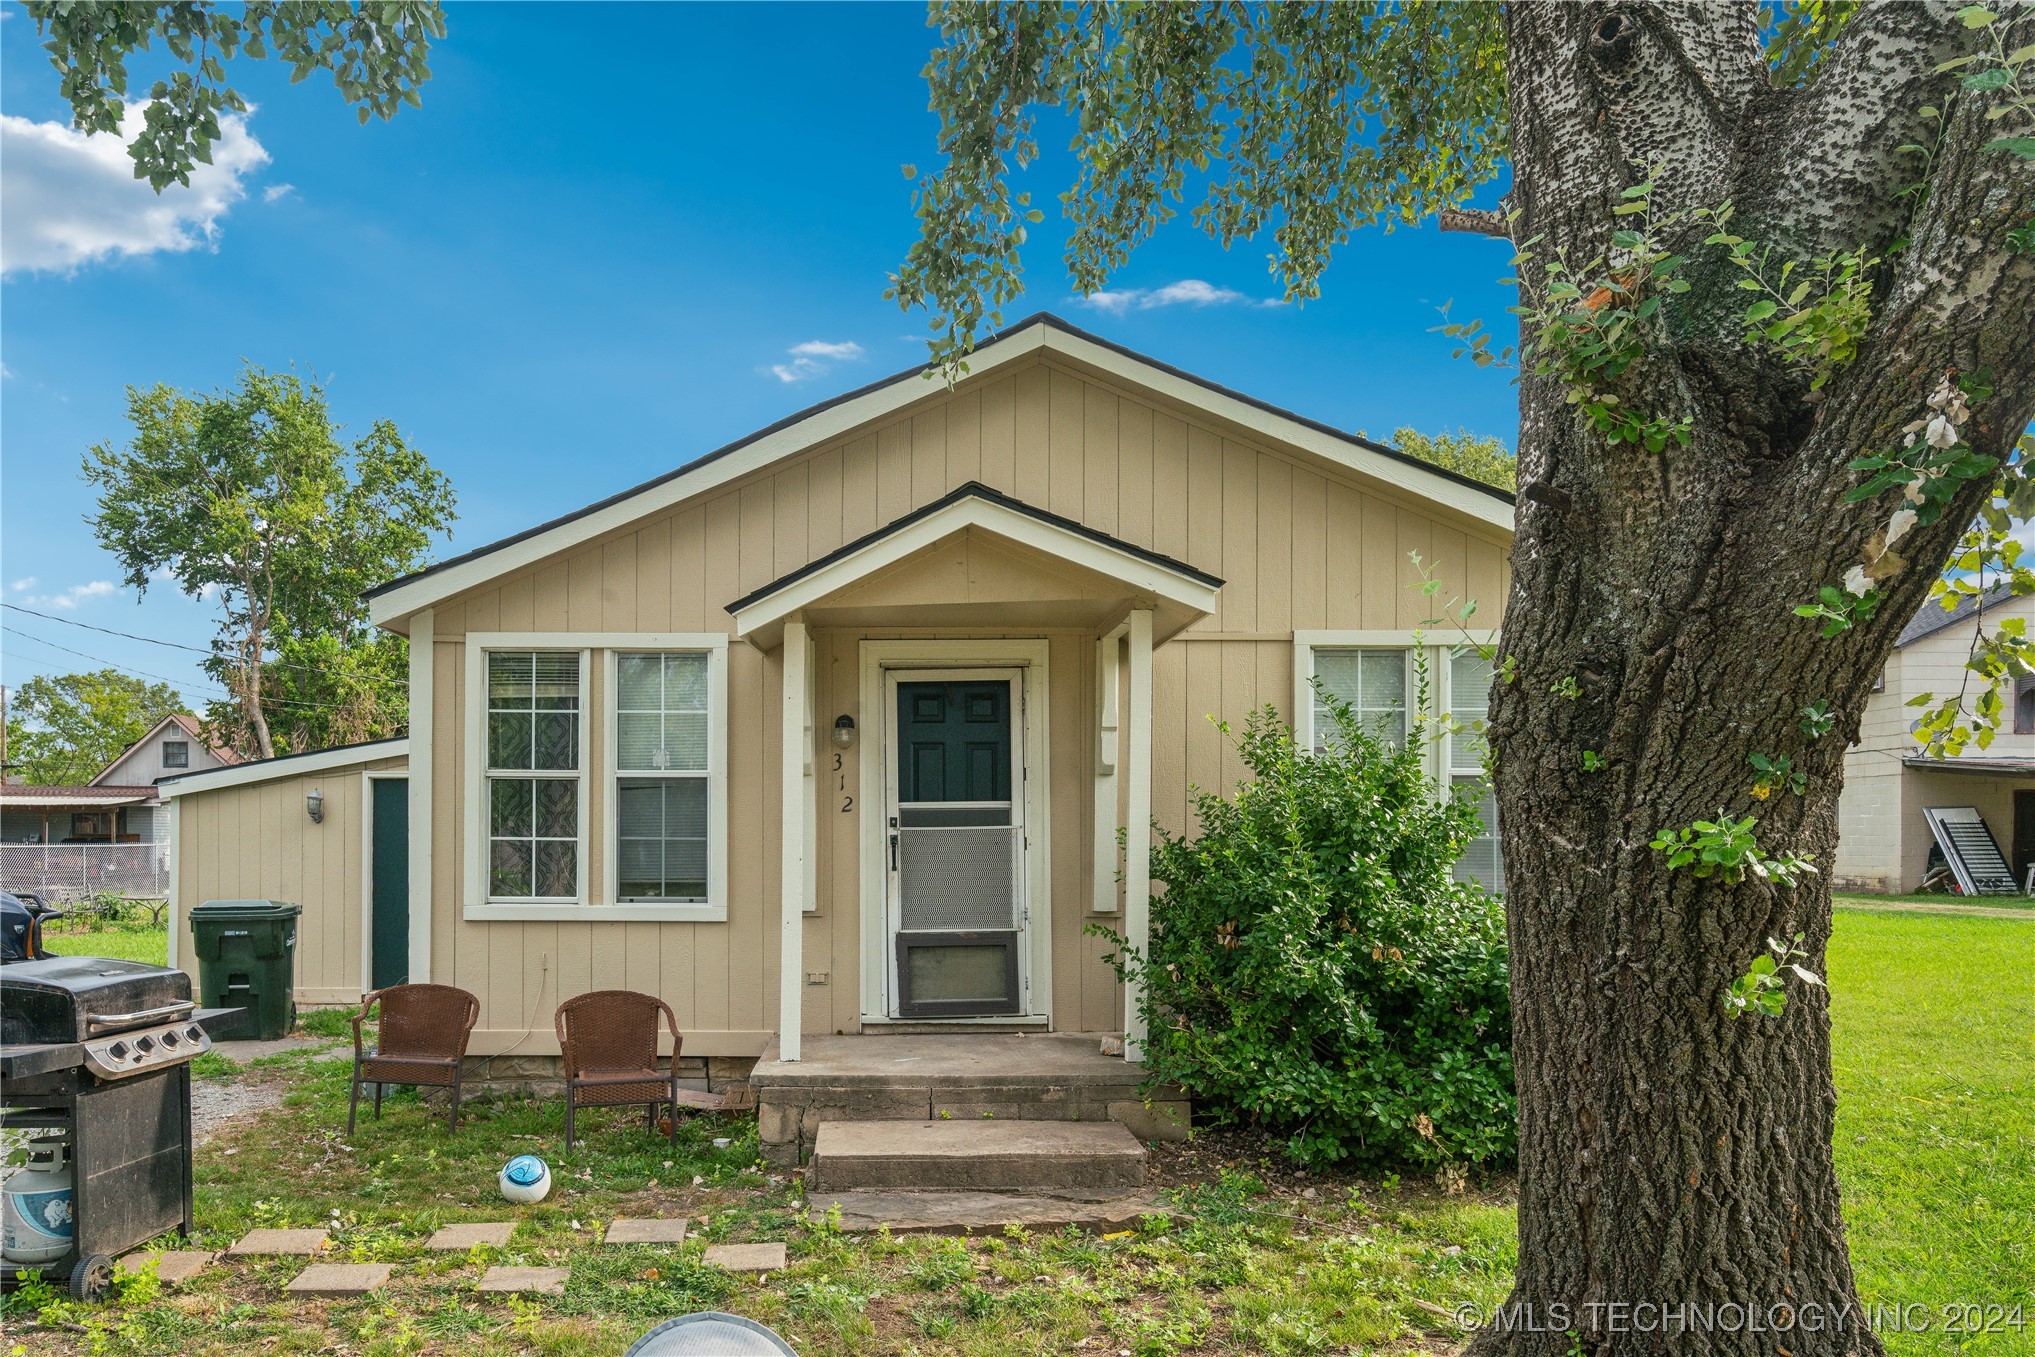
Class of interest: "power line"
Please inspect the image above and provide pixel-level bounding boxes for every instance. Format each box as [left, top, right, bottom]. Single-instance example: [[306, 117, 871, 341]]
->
[[0, 625, 371, 714], [0, 601, 406, 688]]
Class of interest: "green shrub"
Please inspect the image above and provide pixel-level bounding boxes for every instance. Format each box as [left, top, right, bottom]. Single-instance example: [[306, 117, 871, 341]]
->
[[1103, 696, 1515, 1170]]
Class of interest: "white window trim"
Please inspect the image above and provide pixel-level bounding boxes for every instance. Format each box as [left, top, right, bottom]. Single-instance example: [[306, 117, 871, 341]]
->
[[463, 632, 728, 923], [599, 638, 730, 922], [465, 637, 590, 914], [1292, 630, 1499, 787], [857, 638, 1053, 1027]]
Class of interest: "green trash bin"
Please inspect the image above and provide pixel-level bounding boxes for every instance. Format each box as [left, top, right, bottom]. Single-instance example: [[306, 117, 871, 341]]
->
[[189, 899, 300, 1040]]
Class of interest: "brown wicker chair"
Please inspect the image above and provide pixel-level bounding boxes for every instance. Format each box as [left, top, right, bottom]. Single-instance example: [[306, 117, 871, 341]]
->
[[346, 983, 480, 1135], [554, 989, 684, 1149]]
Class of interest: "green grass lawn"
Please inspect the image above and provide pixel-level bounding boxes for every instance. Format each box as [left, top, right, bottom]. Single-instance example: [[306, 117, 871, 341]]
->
[[38, 920, 171, 966], [8, 911, 2028, 1355], [1829, 908, 2035, 1349]]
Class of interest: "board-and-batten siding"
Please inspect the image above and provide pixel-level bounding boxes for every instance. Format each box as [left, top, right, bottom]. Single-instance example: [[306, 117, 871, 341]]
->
[[423, 358, 1511, 1054], [173, 755, 406, 1005]]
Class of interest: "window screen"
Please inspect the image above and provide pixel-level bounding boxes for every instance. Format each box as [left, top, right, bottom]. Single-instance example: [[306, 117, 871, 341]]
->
[[486, 650, 581, 900]]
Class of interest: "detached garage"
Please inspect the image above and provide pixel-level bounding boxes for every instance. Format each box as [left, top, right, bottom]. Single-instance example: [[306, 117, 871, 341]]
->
[[161, 739, 411, 1007]]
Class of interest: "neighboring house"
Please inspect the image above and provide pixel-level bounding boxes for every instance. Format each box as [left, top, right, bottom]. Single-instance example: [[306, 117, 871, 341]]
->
[[1834, 585, 2035, 894], [164, 314, 1514, 1079], [1, 713, 239, 897]]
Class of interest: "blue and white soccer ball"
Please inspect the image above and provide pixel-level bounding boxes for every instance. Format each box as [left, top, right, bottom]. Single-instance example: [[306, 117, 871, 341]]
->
[[498, 1154, 552, 1204]]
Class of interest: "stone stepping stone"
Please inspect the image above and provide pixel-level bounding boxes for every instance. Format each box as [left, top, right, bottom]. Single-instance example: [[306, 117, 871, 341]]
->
[[704, 1242, 786, 1272], [478, 1265, 569, 1295], [807, 1189, 1168, 1236], [604, 1217, 689, 1244], [228, 1228, 329, 1256], [117, 1250, 215, 1284], [285, 1262, 393, 1297], [428, 1221, 516, 1250]]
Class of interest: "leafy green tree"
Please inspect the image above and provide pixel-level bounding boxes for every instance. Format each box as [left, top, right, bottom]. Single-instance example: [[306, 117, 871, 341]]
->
[[25, 1, 443, 190], [1393, 426, 1517, 492], [3, 670, 189, 786], [894, 5, 2035, 1353], [83, 365, 456, 760]]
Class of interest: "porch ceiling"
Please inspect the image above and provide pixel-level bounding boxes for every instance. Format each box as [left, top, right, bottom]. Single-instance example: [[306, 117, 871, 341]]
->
[[728, 481, 1222, 649]]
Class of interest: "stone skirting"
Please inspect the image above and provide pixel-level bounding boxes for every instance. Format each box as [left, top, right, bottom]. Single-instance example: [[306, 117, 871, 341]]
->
[[750, 1034, 1189, 1167], [450, 1053, 758, 1098]]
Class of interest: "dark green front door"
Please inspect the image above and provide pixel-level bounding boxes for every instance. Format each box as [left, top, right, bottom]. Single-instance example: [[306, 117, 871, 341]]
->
[[891, 678, 1021, 1018], [370, 777, 409, 990]]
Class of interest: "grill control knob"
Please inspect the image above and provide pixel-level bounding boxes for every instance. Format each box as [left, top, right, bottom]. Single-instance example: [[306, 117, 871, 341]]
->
[[133, 1035, 155, 1055], [160, 1030, 181, 1048], [106, 1041, 130, 1061]]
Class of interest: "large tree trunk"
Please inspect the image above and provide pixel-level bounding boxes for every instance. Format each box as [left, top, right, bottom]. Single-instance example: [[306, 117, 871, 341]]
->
[[1475, 4, 2035, 1354]]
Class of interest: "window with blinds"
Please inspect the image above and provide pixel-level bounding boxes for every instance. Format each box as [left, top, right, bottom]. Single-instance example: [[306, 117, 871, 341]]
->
[[614, 652, 713, 902], [486, 650, 582, 900], [1309, 648, 1410, 751], [1447, 649, 1503, 893]]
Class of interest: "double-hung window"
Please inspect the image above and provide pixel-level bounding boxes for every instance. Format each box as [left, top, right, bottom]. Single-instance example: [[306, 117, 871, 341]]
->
[[161, 740, 189, 769], [614, 653, 712, 902], [485, 650, 583, 901], [1446, 649, 1504, 892], [1295, 631, 1505, 894]]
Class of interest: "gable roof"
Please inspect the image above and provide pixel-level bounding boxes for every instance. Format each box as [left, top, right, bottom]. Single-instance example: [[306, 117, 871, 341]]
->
[[1896, 582, 2022, 648], [728, 481, 1224, 648], [157, 737, 408, 798], [366, 313, 1515, 629], [90, 712, 243, 786]]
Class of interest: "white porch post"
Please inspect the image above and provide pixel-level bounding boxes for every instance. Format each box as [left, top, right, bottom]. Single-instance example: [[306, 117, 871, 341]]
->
[[1093, 622, 1127, 915], [778, 620, 809, 1062], [1123, 608, 1153, 1062]]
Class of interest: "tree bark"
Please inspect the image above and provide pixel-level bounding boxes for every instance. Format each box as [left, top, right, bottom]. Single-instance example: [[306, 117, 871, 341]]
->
[[1474, 4, 2035, 1354]]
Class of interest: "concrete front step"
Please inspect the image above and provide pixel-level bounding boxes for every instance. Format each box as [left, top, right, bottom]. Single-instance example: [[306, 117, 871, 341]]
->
[[809, 1119, 1147, 1193]]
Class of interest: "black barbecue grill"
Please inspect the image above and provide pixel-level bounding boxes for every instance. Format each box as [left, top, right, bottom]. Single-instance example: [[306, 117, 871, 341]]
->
[[0, 956, 237, 1298]]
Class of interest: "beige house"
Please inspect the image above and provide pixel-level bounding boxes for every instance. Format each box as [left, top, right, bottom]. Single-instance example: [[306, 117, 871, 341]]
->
[[1834, 585, 2035, 894], [167, 314, 1515, 1065]]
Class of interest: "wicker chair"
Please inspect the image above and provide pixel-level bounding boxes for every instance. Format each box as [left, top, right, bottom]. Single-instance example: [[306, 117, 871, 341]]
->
[[346, 983, 480, 1134], [554, 989, 684, 1149]]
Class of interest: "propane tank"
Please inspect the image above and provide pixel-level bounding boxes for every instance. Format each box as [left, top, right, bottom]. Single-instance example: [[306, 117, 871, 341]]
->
[[1, 1139, 74, 1265]]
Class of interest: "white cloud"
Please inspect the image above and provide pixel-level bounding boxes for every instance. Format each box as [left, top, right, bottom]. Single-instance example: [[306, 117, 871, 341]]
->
[[9, 578, 36, 593], [19, 580, 121, 610], [1, 103, 270, 276], [1079, 278, 1284, 316], [262, 182, 297, 204], [767, 339, 867, 384]]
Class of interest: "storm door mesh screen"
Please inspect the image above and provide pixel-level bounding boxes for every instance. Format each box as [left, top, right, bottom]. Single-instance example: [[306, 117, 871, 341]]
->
[[897, 803, 1016, 931]]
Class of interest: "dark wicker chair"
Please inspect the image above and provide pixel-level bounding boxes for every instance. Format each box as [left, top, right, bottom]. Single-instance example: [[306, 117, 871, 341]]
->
[[346, 983, 480, 1134], [554, 989, 684, 1149]]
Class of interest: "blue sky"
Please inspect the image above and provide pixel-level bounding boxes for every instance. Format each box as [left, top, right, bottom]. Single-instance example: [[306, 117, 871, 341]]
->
[[0, 2, 1518, 711]]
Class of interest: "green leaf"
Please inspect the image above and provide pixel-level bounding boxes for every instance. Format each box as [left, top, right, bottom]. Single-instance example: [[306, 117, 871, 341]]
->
[[1744, 299, 1778, 322]]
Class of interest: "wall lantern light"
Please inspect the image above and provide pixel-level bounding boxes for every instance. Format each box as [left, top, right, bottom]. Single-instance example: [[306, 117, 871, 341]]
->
[[831, 715, 857, 750], [306, 788, 325, 824]]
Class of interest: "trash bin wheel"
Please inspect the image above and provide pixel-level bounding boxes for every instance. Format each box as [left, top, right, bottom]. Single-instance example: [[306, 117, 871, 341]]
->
[[69, 1252, 114, 1301]]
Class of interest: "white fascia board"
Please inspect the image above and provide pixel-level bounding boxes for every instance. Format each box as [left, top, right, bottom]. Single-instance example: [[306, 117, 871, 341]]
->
[[159, 739, 410, 798], [1044, 329, 1515, 535], [731, 496, 1222, 640], [367, 327, 1054, 627]]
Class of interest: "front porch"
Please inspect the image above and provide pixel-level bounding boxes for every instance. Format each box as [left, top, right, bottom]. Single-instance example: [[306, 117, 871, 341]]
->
[[750, 1032, 1190, 1166], [729, 481, 1224, 1060]]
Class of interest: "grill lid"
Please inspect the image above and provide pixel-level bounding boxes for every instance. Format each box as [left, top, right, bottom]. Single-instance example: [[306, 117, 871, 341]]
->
[[0, 956, 194, 1046]]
